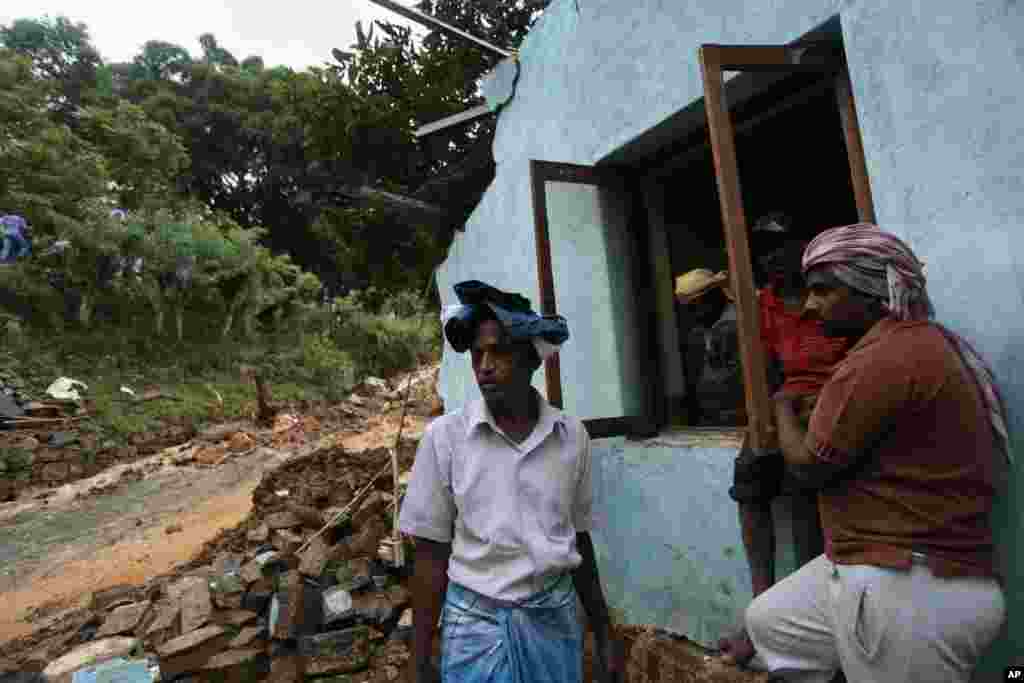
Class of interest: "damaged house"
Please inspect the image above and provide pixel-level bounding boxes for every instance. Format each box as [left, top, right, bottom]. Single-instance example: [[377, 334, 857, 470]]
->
[[425, 0, 1024, 677]]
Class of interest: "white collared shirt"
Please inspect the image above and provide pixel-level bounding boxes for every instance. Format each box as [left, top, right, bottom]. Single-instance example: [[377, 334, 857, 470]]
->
[[398, 391, 594, 601]]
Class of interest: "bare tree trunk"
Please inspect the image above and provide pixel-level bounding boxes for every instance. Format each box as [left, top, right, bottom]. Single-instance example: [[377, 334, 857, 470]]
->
[[221, 308, 236, 339], [175, 304, 184, 342], [78, 294, 93, 327]]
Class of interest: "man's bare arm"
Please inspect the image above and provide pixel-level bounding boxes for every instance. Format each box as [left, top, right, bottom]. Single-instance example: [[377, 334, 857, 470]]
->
[[411, 537, 451, 681], [775, 397, 845, 489], [573, 532, 622, 682]]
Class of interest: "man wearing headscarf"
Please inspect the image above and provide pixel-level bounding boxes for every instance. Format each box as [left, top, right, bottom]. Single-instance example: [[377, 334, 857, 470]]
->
[[399, 280, 622, 683], [743, 223, 1009, 682], [674, 269, 745, 425]]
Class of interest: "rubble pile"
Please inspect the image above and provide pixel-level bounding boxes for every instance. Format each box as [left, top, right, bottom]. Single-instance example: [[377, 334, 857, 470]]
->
[[1, 439, 418, 681], [0, 364, 766, 683], [607, 626, 770, 683], [0, 370, 438, 682]]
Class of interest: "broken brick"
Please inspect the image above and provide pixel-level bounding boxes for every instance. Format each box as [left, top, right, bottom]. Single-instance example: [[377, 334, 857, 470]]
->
[[196, 647, 267, 683], [285, 502, 325, 528], [156, 625, 231, 680], [273, 529, 303, 555], [89, 584, 138, 612], [265, 510, 302, 530], [347, 516, 389, 558], [352, 491, 390, 529], [145, 600, 180, 637], [228, 625, 267, 649], [247, 523, 270, 543], [303, 626, 371, 677], [268, 654, 306, 683], [96, 601, 152, 638], [298, 535, 333, 577], [213, 609, 259, 628], [179, 579, 214, 634]]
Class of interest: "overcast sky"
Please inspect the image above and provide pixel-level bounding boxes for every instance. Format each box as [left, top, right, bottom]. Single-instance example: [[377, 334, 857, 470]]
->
[[0, 0, 423, 70]]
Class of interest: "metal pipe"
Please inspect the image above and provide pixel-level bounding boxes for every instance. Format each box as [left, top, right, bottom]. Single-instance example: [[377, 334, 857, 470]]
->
[[367, 0, 514, 58]]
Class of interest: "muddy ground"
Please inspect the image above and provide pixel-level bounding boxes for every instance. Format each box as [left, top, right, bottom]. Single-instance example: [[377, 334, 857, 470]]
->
[[0, 367, 434, 647]]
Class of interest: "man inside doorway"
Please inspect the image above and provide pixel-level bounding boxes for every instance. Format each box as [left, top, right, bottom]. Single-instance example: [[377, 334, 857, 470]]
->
[[675, 269, 745, 426], [745, 223, 1008, 682], [400, 280, 622, 683]]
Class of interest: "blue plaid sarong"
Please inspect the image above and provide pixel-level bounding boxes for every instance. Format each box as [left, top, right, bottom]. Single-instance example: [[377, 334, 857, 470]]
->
[[441, 574, 582, 683]]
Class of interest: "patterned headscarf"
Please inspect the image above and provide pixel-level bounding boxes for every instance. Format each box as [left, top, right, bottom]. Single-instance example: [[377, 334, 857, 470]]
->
[[803, 223, 1010, 463], [441, 280, 569, 361]]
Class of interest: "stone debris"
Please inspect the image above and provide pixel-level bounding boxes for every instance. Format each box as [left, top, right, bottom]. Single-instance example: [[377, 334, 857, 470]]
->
[[178, 580, 214, 634], [155, 625, 231, 680], [0, 363, 616, 682], [265, 510, 302, 530], [89, 585, 140, 612], [228, 431, 256, 453], [95, 601, 152, 638]]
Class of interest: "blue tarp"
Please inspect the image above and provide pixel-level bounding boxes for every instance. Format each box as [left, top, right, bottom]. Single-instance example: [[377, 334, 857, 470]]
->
[[0, 215, 31, 263]]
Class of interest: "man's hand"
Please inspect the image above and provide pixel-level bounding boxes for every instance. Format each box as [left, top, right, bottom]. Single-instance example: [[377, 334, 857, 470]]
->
[[716, 627, 756, 666]]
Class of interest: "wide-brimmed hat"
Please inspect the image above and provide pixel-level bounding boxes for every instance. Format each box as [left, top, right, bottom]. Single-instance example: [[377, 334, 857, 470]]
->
[[674, 269, 733, 304]]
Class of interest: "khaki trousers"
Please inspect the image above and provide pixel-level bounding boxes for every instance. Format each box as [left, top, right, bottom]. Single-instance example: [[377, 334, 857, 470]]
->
[[746, 554, 1006, 683]]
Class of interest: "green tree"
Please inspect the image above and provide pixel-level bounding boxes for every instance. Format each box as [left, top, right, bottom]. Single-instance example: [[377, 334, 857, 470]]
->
[[199, 33, 238, 69], [131, 40, 193, 81], [0, 16, 104, 121], [0, 49, 109, 236], [77, 101, 189, 210]]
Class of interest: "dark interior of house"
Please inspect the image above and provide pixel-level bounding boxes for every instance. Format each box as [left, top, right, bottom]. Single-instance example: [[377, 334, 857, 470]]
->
[[656, 73, 862, 428]]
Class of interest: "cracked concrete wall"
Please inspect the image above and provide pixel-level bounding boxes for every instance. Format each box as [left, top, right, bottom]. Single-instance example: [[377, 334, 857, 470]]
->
[[435, 0, 1024, 670]]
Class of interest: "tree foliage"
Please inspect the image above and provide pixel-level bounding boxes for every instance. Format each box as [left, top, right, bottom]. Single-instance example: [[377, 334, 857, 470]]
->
[[0, 2, 552, 333]]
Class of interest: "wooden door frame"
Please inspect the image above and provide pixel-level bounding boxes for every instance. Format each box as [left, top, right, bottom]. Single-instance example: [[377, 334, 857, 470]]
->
[[698, 42, 876, 452], [529, 160, 661, 439]]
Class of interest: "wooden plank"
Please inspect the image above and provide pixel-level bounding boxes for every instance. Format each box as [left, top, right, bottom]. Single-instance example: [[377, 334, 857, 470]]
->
[[703, 43, 842, 73], [699, 45, 775, 452], [414, 104, 494, 139], [530, 161, 563, 409], [834, 71, 877, 223]]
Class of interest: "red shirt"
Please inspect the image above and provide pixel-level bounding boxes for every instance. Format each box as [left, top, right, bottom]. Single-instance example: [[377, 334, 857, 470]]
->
[[806, 320, 999, 577], [759, 287, 850, 396]]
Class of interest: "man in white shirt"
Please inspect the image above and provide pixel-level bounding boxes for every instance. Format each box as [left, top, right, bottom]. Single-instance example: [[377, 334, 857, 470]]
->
[[399, 280, 622, 683]]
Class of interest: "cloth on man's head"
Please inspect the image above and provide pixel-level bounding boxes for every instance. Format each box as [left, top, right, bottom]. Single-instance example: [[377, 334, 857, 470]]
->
[[675, 269, 733, 304], [441, 280, 569, 360], [803, 222, 934, 321], [802, 222, 1010, 463]]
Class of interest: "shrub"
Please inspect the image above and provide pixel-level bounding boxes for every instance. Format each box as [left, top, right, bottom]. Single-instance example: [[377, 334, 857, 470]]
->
[[327, 288, 438, 379], [302, 332, 357, 400]]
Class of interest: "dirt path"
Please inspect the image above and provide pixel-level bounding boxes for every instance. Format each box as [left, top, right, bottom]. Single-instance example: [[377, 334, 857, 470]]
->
[[0, 402, 430, 645], [0, 445, 278, 642]]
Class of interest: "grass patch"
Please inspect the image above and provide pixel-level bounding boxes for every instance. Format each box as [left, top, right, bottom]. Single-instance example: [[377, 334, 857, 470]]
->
[[0, 291, 440, 454]]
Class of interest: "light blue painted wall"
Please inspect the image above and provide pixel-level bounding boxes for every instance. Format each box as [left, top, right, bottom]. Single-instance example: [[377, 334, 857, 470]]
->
[[435, 0, 1024, 671]]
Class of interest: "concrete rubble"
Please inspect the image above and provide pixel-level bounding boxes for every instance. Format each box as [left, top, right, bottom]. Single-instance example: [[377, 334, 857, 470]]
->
[[0, 367, 441, 682], [0, 362, 769, 682]]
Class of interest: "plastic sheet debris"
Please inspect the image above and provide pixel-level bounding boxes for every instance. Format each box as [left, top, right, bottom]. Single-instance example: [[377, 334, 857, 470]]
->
[[46, 377, 89, 401], [70, 657, 159, 682]]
